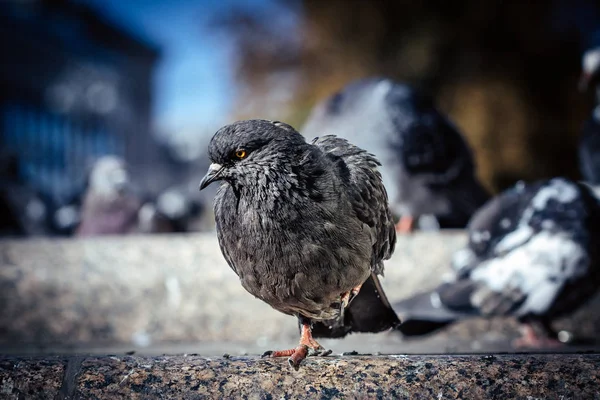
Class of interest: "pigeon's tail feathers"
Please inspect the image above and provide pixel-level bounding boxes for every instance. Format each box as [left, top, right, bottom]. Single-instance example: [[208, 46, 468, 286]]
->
[[311, 273, 401, 338], [393, 290, 462, 337], [345, 272, 402, 333], [396, 319, 454, 336]]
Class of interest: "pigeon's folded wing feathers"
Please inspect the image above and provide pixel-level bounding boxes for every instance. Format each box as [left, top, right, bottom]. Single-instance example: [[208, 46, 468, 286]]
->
[[312, 135, 396, 274]]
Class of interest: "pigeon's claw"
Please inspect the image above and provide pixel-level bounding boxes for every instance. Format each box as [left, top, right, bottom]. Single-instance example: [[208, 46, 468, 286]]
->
[[396, 215, 415, 234], [288, 345, 309, 369], [261, 349, 295, 358], [350, 284, 362, 299], [262, 322, 330, 370], [306, 336, 332, 356], [340, 284, 363, 311], [340, 291, 351, 310]]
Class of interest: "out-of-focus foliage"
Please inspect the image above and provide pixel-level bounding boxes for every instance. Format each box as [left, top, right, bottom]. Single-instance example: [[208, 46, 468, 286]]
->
[[212, 0, 600, 193]]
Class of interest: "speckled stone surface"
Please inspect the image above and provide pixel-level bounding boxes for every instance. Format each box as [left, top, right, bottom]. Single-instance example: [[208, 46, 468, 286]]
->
[[1, 354, 599, 399], [0, 232, 599, 355], [0, 357, 65, 399]]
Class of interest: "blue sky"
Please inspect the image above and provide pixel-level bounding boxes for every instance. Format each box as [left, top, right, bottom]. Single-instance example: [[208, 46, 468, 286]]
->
[[78, 0, 293, 138]]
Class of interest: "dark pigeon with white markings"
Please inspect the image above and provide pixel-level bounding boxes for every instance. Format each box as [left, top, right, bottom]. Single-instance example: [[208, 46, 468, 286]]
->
[[301, 77, 490, 233], [394, 178, 600, 347]]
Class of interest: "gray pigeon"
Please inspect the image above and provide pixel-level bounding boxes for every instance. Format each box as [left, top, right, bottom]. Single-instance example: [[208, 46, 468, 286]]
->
[[76, 155, 141, 236], [394, 178, 600, 348], [578, 46, 600, 185], [199, 119, 400, 369], [302, 77, 490, 233]]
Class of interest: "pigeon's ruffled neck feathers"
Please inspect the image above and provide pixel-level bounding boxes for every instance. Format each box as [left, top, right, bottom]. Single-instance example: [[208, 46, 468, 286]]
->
[[234, 144, 333, 207]]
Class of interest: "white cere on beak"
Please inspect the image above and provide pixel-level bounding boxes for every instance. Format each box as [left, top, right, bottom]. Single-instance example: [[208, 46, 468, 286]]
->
[[209, 163, 223, 172]]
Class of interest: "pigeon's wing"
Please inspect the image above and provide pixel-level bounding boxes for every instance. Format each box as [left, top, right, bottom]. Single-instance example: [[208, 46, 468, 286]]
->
[[312, 135, 396, 273], [579, 119, 600, 184]]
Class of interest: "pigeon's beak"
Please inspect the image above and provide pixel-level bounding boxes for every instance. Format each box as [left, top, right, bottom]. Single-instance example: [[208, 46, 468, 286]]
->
[[199, 163, 224, 190]]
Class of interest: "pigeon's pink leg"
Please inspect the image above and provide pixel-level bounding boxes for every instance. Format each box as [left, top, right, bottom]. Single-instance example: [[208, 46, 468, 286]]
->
[[262, 322, 329, 370], [512, 323, 563, 348], [395, 216, 415, 234]]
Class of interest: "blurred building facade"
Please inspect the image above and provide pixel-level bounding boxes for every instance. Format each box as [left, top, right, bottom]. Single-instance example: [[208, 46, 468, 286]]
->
[[0, 0, 160, 205]]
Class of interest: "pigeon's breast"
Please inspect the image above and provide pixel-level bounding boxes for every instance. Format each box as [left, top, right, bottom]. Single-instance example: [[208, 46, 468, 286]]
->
[[214, 185, 372, 319]]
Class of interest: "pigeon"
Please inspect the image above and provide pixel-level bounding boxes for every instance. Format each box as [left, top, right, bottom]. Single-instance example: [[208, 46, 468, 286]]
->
[[301, 77, 490, 233], [199, 119, 400, 369], [393, 177, 600, 347], [137, 187, 204, 234], [579, 46, 600, 185], [75, 155, 141, 236]]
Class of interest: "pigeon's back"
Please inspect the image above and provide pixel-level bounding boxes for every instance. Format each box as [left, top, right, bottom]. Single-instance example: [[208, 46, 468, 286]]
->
[[310, 134, 396, 272]]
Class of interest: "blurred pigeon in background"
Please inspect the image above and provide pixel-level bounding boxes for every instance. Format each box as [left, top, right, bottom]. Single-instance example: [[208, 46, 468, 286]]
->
[[76, 155, 141, 236], [579, 45, 600, 184], [302, 77, 490, 233], [199, 119, 400, 369], [138, 186, 204, 233], [394, 178, 600, 348]]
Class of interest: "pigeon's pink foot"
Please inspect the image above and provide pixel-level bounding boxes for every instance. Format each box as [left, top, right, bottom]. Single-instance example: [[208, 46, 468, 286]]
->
[[395, 216, 415, 234], [262, 322, 331, 370]]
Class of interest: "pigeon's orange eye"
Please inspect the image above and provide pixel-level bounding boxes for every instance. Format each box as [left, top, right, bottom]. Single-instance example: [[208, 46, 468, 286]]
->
[[234, 150, 247, 159]]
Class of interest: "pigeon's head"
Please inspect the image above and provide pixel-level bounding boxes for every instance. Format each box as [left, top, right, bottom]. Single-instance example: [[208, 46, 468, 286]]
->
[[199, 119, 307, 191], [89, 155, 130, 198], [579, 47, 600, 92]]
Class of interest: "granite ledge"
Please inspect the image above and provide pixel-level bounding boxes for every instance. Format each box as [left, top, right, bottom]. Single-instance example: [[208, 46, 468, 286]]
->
[[1, 353, 599, 399]]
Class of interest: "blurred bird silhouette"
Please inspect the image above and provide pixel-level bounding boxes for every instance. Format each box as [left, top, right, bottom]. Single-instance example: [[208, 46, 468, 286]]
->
[[138, 186, 204, 233], [579, 45, 600, 184], [302, 77, 490, 233], [394, 178, 600, 348], [76, 155, 141, 236]]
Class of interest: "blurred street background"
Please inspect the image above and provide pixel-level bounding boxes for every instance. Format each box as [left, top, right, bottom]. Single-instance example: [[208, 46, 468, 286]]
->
[[1, 0, 600, 237]]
